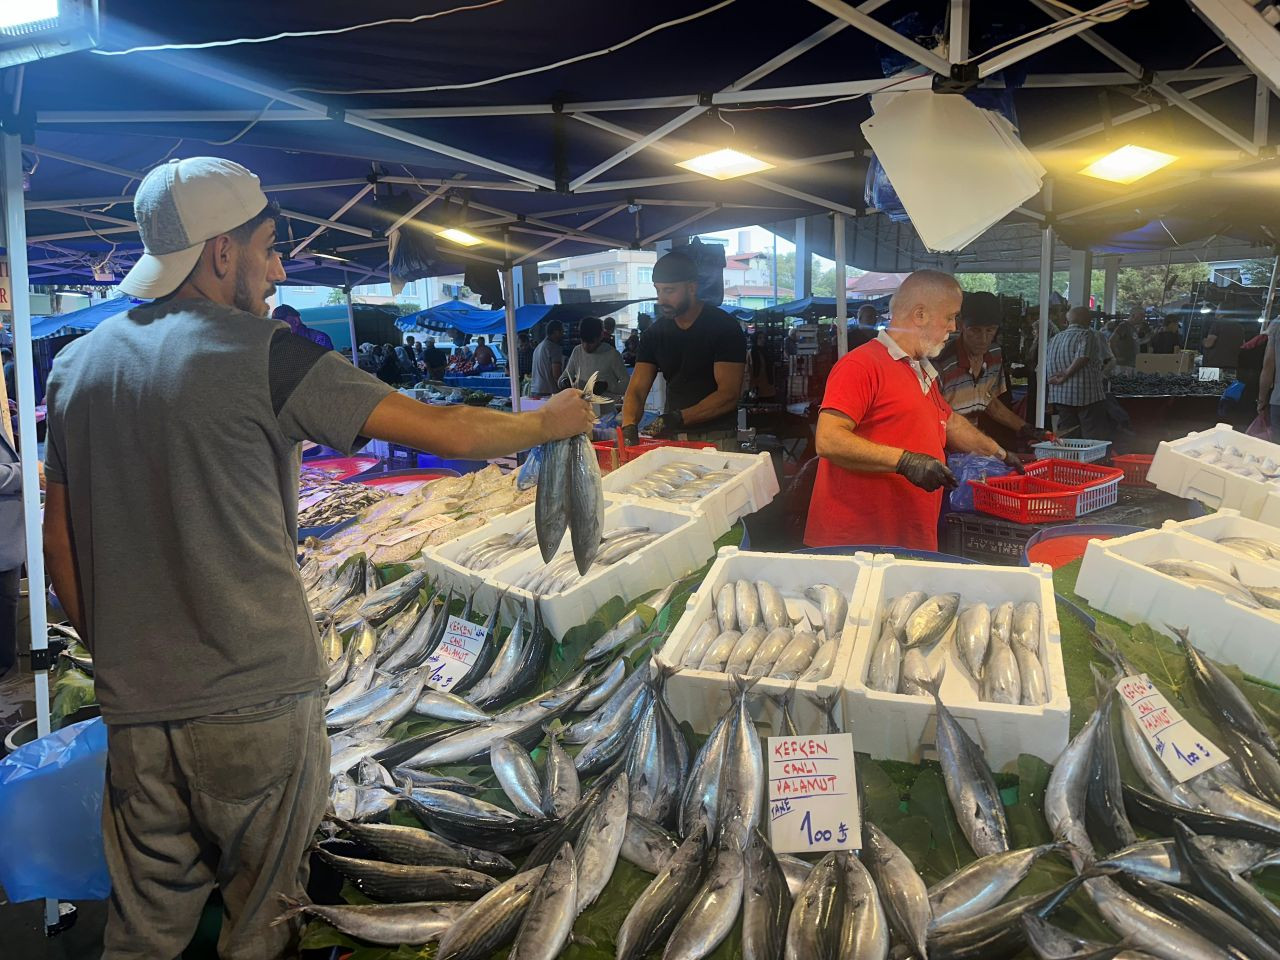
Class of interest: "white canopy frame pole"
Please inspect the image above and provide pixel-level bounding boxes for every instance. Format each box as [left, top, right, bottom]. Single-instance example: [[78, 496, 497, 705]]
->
[[502, 233, 521, 414], [1036, 183, 1055, 430], [834, 212, 848, 357], [2, 131, 59, 935], [1263, 252, 1280, 327], [344, 287, 359, 364]]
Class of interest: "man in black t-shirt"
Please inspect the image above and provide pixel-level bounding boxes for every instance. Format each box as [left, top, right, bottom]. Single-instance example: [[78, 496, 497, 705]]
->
[[621, 250, 746, 449]]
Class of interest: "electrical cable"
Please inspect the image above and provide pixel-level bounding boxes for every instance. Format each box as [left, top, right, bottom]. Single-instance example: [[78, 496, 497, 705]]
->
[[970, 0, 1146, 65], [293, 0, 738, 96], [206, 98, 278, 146], [1184, 43, 1227, 71], [92, 0, 507, 56]]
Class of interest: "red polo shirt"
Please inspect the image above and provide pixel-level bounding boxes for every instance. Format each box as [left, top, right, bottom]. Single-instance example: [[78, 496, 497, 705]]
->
[[804, 335, 952, 551]]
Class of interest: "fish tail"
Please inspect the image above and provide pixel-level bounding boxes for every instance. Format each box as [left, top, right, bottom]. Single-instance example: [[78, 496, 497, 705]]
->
[[273, 894, 310, 926], [732, 673, 764, 699], [1163, 624, 1191, 647]]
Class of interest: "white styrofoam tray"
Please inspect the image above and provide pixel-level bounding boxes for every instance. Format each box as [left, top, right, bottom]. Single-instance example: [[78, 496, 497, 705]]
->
[[1162, 510, 1280, 566], [601, 446, 780, 539], [656, 547, 874, 738], [1147, 422, 1280, 527], [419, 501, 539, 606], [1076, 527, 1280, 683], [486, 498, 716, 640], [843, 559, 1069, 770]]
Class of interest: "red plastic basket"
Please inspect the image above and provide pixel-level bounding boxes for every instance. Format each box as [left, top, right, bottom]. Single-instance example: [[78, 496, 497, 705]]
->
[[1111, 453, 1155, 487], [972, 458, 1123, 523], [592, 429, 717, 472]]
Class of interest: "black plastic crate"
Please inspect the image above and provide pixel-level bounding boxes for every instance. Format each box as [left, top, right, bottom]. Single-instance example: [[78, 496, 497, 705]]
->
[[941, 512, 1033, 565]]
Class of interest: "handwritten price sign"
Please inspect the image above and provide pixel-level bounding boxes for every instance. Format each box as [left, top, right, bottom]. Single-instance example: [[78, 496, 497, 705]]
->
[[423, 616, 489, 693], [766, 733, 859, 854], [1116, 674, 1225, 783]]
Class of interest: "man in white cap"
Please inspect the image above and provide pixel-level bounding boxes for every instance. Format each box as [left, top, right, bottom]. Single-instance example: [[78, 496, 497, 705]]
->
[[40, 157, 591, 959]]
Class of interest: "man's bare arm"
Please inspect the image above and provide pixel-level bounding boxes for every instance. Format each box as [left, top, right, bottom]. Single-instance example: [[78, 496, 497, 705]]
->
[[622, 362, 658, 428], [814, 409, 904, 473], [43, 481, 86, 641], [945, 410, 1004, 458], [680, 361, 744, 426]]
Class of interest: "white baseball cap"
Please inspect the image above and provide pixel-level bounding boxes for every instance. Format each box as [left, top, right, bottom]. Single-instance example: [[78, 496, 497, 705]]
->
[[118, 157, 271, 299]]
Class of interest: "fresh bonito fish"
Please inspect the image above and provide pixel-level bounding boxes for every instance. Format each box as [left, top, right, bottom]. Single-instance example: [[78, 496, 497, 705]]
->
[[884, 592, 928, 642], [904, 592, 960, 648], [663, 836, 745, 960], [801, 639, 837, 682], [1046, 704, 1103, 869], [955, 603, 990, 681], [748, 626, 794, 677], [743, 828, 792, 960], [736, 579, 762, 632], [805, 583, 848, 645], [682, 618, 723, 669], [491, 738, 544, 818], [574, 773, 629, 913], [837, 850, 889, 960], [862, 821, 931, 960], [867, 629, 902, 693], [1148, 559, 1259, 607], [784, 852, 842, 960], [274, 896, 469, 946], [982, 635, 1021, 705], [899, 649, 939, 697], [1015, 644, 1049, 705], [757, 580, 791, 630], [725, 625, 769, 675], [1217, 536, 1280, 563], [617, 829, 708, 960], [622, 815, 679, 874], [929, 843, 1062, 928], [1010, 602, 1040, 653], [1231, 565, 1280, 609], [770, 628, 821, 681], [509, 842, 577, 960], [716, 582, 738, 633], [542, 726, 580, 817], [991, 601, 1013, 646], [698, 630, 741, 672], [436, 866, 548, 960]]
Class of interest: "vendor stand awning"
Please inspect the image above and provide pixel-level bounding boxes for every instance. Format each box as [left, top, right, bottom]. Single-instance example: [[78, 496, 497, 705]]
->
[[29, 295, 141, 340], [396, 299, 649, 338]]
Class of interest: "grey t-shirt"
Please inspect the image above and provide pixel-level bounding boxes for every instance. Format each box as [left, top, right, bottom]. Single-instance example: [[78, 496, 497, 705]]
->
[[529, 337, 562, 395], [43, 299, 394, 724]]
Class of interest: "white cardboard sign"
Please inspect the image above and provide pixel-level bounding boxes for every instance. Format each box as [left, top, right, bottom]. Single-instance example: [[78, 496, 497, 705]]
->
[[1116, 674, 1226, 783], [767, 733, 860, 853], [423, 616, 489, 693]]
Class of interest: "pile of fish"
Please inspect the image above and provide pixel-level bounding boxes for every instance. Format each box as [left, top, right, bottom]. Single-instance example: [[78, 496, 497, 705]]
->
[[535, 372, 607, 577], [298, 480, 389, 529], [1210, 533, 1280, 567], [1185, 442, 1280, 484], [1147, 557, 1280, 611], [614, 458, 740, 503], [866, 594, 1051, 707], [302, 465, 534, 567], [509, 525, 661, 596], [454, 520, 540, 572], [677, 580, 847, 683]]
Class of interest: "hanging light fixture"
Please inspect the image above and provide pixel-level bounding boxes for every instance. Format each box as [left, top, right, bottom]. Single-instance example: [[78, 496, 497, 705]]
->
[[1079, 144, 1178, 184], [676, 109, 775, 181], [0, 0, 100, 69], [435, 227, 484, 247], [434, 192, 485, 247]]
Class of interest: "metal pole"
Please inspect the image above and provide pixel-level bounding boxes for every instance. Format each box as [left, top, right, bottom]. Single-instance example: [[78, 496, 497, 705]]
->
[[1263, 253, 1280, 327], [502, 262, 521, 414], [772, 226, 778, 306], [343, 288, 359, 364], [1036, 225, 1055, 430], [833, 212, 848, 357], [3, 131, 58, 934]]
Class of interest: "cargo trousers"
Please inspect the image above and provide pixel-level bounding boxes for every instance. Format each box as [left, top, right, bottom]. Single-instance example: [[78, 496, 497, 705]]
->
[[101, 690, 329, 960]]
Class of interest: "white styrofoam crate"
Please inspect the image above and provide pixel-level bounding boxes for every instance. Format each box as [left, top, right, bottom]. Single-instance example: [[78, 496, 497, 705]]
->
[[601, 446, 780, 539], [490, 498, 716, 640], [843, 559, 1069, 770], [1077, 527, 1280, 683], [1162, 509, 1280, 565], [1147, 423, 1280, 527], [656, 547, 875, 738], [419, 501, 538, 606]]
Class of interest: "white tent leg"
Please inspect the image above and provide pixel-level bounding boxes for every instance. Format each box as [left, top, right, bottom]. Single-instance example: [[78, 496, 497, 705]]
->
[[344, 288, 359, 364], [502, 264, 521, 414], [833, 212, 848, 356], [1036, 224, 1054, 430], [3, 130, 58, 934]]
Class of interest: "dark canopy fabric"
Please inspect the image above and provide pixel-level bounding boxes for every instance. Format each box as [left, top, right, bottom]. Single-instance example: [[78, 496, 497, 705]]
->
[[30, 295, 142, 339], [11, 1, 1278, 286], [397, 298, 648, 337]]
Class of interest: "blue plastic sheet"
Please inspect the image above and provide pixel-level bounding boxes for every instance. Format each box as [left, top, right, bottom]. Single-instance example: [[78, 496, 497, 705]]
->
[[947, 453, 1013, 512], [0, 717, 110, 901]]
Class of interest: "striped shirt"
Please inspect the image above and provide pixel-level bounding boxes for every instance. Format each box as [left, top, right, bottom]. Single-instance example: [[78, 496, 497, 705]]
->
[[1046, 325, 1106, 407], [938, 339, 1003, 422]]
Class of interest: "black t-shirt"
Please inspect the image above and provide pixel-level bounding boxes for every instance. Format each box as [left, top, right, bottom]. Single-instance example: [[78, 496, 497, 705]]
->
[[637, 305, 745, 431]]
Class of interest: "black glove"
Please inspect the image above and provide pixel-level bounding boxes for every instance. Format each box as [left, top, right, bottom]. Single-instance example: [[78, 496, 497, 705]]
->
[[647, 409, 684, 438], [1000, 448, 1026, 474], [895, 451, 958, 492], [621, 423, 641, 446], [1017, 423, 1050, 443]]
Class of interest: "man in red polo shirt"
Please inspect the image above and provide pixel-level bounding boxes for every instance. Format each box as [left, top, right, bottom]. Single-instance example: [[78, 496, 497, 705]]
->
[[805, 271, 1020, 551]]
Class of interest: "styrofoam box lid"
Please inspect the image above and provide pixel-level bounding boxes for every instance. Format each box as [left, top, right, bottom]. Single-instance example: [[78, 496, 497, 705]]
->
[[1163, 509, 1280, 555], [658, 546, 875, 737], [1149, 422, 1280, 518]]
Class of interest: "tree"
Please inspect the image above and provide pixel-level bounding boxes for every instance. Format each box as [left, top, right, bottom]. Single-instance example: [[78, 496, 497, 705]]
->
[[324, 288, 346, 305]]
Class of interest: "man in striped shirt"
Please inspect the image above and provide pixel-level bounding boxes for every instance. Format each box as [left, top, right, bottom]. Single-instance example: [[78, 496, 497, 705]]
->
[[1046, 306, 1111, 441]]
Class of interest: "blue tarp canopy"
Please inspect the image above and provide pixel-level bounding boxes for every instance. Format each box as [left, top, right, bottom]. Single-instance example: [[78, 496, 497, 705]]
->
[[30, 296, 142, 339], [397, 299, 649, 337], [758, 296, 883, 318]]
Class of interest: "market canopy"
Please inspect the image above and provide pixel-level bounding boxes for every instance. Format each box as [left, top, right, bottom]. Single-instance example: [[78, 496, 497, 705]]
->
[[29, 295, 141, 339], [396, 299, 650, 337], [9, 1, 1280, 287]]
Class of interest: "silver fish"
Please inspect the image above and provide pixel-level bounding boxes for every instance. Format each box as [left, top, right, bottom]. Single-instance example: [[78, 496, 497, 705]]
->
[[332, 818, 515, 872], [1148, 559, 1259, 608], [716, 677, 765, 849], [885, 592, 928, 643], [1218, 536, 1280, 563], [929, 843, 1062, 928], [275, 896, 469, 946], [622, 815, 679, 874], [680, 702, 734, 840], [903, 593, 960, 648], [991, 601, 1013, 646], [1233, 567, 1280, 608], [568, 432, 604, 576], [899, 649, 939, 697], [562, 667, 648, 744], [463, 605, 526, 706], [574, 772, 629, 913], [326, 674, 404, 729], [862, 821, 931, 960], [770, 629, 821, 681], [543, 727, 580, 817], [805, 583, 848, 644], [576, 657, 627, 713], [801, 639, 837, 683], [1015, 645, 1049, 706], [618, 828, 708, 960], [535, 438, 572, 563], [492, 738, 545, 818], [867, 630, 902, 693], [726, 626, 769, 675], [737, 579, 763, 632], [1046, 703, 1103, 870], [326, 652, 377, 712], [1011, 601, 1041, 653], [716, 582, 738, 633], [982, 637, 1022, 705], [509, 842, 577, 960], [402, 720, 528, 769], [321, 621, 343, 664], [748, 626, 794, 677], [778, 853, 814, 900], [838, 850, 890, 960], [329, 771, 358, 820], [586, 583, 680, 662], [436, 865, 548, 960], [353, 620, 379, 661], [699, 630, 742, 672], [663, 838, 745, 960], [413, 689, 490, 723], [1020, 914, 1111, 960], [955, 604, 991, 681], [683, 619, 723, 669], [784, 852, 842, 960], [1083, 875, 1232, 960], [315, 849, 498, 903], [758, 580, 791, 630], [362, 668, 429, 728], [743, 828, 792, 960], [927, 676, 1010, 857]]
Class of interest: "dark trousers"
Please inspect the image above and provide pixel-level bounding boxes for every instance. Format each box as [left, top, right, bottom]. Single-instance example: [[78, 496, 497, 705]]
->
[[0, 567, 18, 672], [1054, 400, 1112, 443], [102, 691, 329, 960]]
